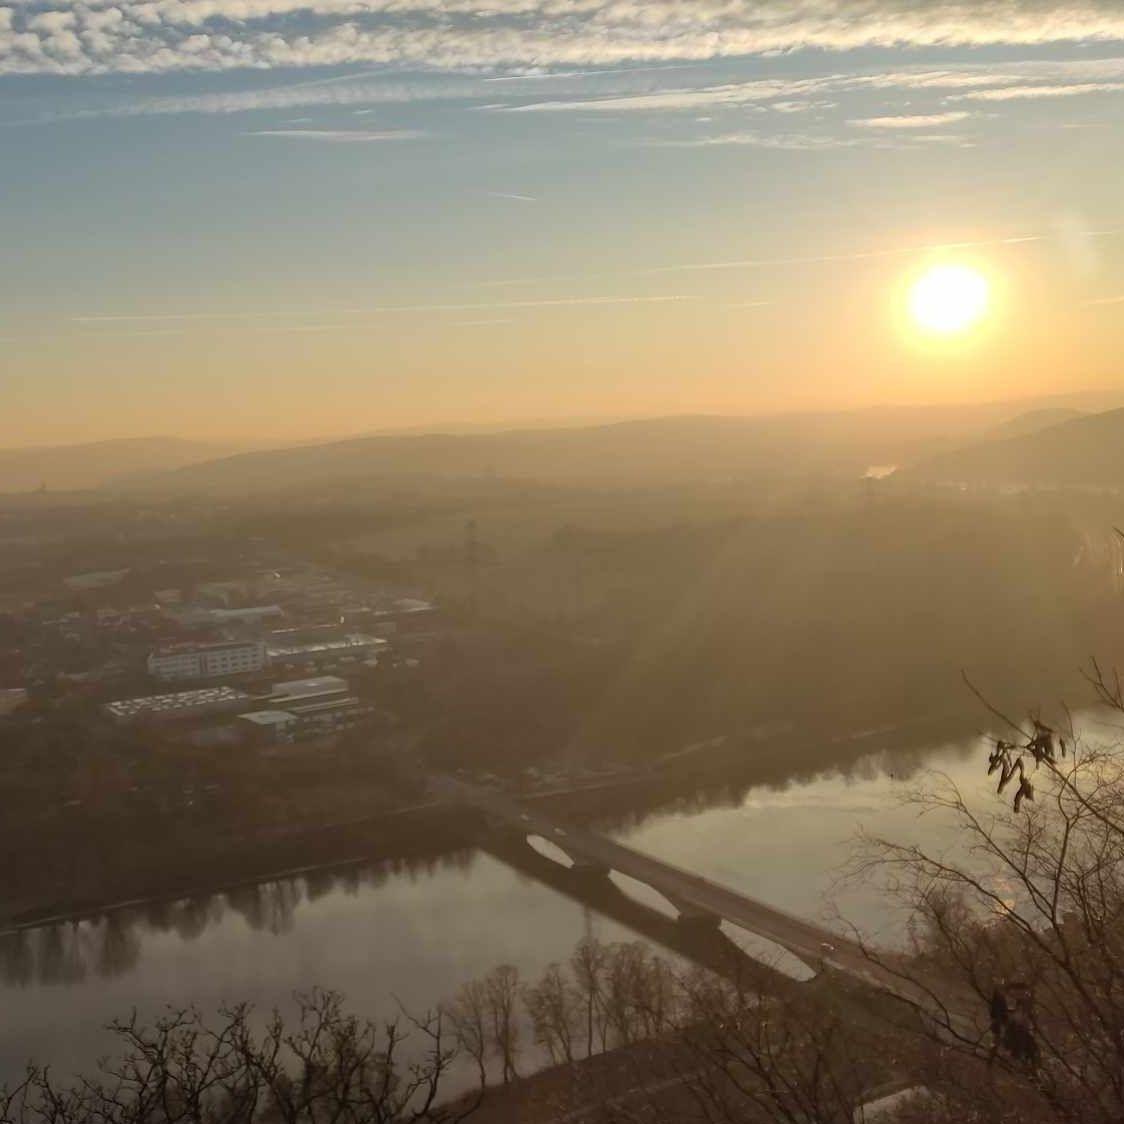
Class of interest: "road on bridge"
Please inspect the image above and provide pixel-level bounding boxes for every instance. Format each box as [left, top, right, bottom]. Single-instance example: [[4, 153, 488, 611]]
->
[[431, 775, 951, 1013]]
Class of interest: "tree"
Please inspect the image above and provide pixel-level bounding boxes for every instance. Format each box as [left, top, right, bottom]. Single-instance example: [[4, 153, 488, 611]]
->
[[448, 966, 522, 1087], [571, 937, 610, 1058], [846, 679, 1124, 1124], [0, 989, 479, 1124], [448, 978, 490, 1089], [655, 969, 891, 1124], [484, 965, 521, 1085], [523, 963, 581, 1065]]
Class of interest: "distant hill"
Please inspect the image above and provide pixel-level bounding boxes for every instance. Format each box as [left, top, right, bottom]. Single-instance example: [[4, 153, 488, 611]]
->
[[986, 407, 1085, 441], [0, 437, 240, 494], [118, 408, 1026, 496], [905, 408, 1124, 488], [103, 399, 1124, 496]]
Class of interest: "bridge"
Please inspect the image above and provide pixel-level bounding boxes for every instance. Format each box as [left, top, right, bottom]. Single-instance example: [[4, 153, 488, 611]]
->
[[481, 825, 802, 993], [433, 776, 925, 1002]]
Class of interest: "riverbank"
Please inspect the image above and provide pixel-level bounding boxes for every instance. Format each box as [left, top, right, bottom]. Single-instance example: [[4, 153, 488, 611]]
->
[[0, 707, 981, 934]]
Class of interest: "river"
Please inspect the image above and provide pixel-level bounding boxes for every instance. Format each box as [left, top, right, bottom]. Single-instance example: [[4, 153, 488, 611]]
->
[[0, 716, 1104, 1088]]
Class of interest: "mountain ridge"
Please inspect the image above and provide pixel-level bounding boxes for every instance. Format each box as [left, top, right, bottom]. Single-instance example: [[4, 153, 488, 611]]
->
[[904, 407, 1124, 487]]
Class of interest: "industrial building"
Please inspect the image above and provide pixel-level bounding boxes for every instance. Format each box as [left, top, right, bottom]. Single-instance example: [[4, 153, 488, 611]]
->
[[104, 685, 253, 723], [266, 675, 351, 707], [265, 633, 386, 672], [236, 676, 373, 745], [147, 640, 268, 682], [236, 709, 299, 743], [164, 605, 285, 629]]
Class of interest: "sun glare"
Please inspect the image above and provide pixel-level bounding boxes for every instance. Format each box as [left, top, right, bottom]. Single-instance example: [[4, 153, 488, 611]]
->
[[909, 264, 991, 336]]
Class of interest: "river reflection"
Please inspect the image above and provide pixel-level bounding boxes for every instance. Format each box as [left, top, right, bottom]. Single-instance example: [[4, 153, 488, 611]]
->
[[1, 713, 1112, 1086], [0, 851, 481, 990]]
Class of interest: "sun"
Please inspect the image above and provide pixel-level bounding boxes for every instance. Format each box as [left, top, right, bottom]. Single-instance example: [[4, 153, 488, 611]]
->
[[909, 264, 991, 336]]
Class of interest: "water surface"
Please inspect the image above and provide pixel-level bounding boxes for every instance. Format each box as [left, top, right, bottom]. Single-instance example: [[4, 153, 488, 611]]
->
[[1, 718, 1094, 1085]]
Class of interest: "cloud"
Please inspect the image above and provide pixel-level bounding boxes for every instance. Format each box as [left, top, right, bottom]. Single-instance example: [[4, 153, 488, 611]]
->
[[771, 100, 836, 114], [245, 127, 425, 140], [638, 229, 1121, 275], [496, 79, 829, 113], [640, 131, 863, 150], [5, 2, 1124, 78], [13, 54, 1124, 128], [52, 76, 486, 119], [639, 127, 968, 150], [486, 191, 536, 201], [367, 295, 697, 313], [951, 81, 1124, 100], [470, 225, 1121, 290], [488, 59, 1124, 116], [850, 111, 971, 127], [1089, 294, 1124, 305], [72, 294, 698, 323]]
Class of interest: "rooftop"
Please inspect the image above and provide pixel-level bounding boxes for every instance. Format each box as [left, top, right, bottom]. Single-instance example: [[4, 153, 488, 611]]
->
[[268, 675, 349, 700], [105, 685, 252, 719], [286, 696, 363, 716], [266, 634, 387, 658], [150, 639, 265, 657], [237, 709, 296, 726]]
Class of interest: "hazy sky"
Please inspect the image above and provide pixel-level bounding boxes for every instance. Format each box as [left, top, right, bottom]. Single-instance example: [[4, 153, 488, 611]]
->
[[2, 1, 1123, 445]]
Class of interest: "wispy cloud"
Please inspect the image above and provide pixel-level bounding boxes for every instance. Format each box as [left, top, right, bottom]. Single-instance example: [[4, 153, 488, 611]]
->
[[76, 311, 296, 323], [495, 79, 829, 113], [771, 100, 837, 114], [484, 63, 701, 82], [471, 225, 1122, 289], [488, 62, 1124, 115], [638, 230, 1120, 275], [66, 228, 1123, 328], [62, 327, 192, 338], [72, 294, 698, 323], [951, 81, 1124, 101], [370, 295, 696, 313], [638, 131, 861, 150], [245, 128, 426, 141], [8, 77, 486, 124], [13, 54, 1124, 128], [850, 111, 971, 128], [486, 191, 536, 202], [639, 126, 968, 150]]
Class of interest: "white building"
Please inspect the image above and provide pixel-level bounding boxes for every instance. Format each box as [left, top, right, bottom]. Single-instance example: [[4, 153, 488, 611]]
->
[[147, 640, 267, 682]]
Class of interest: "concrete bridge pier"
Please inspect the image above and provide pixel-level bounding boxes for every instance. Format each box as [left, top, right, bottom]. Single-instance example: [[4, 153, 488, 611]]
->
[[666, 894, 722, 929], [569, 860, 612, 880], [485, 822, 535, 850]]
